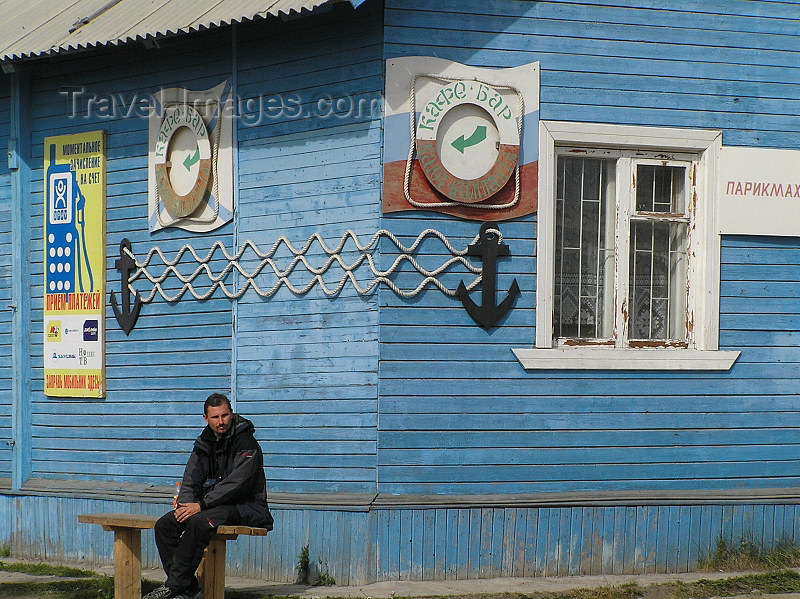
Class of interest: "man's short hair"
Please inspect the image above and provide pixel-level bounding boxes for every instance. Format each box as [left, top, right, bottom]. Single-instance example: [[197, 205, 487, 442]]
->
[[204, 393, 232, 415]]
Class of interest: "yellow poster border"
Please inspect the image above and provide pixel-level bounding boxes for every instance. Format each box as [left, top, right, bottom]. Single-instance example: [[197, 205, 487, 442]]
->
[[43, 131, 107, 398]]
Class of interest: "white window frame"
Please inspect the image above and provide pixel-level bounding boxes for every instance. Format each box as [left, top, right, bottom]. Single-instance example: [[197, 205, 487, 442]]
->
[[513, 121, 740, 370]]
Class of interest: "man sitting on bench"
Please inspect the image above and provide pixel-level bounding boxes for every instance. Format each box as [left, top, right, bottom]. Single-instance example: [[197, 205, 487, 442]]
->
[[143, 393, 274, 599]]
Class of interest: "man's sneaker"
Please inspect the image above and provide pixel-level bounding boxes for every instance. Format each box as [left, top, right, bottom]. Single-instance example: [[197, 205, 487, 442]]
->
[[142, 585, 175, 599]]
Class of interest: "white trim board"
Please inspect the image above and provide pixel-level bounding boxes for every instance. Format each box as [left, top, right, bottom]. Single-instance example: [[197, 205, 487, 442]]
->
[[512, 348, 740, 371]]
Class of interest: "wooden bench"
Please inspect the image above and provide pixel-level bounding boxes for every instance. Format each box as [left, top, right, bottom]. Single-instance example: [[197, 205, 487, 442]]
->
[[78, 513, 269, 599]]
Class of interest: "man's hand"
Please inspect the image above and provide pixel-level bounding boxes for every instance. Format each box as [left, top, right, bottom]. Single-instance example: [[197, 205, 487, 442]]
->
[[174, 502, 202, 522]]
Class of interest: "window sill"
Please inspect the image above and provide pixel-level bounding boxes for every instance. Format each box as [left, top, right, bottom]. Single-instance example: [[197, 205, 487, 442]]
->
[[512, 347, 740, 370]]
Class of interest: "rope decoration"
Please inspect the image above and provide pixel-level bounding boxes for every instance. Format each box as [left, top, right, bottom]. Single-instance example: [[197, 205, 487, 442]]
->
[[124, 228, 497, 304]]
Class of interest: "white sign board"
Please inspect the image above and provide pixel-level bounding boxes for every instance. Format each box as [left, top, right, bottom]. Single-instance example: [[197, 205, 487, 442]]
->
[[719, 146, 800, 236]]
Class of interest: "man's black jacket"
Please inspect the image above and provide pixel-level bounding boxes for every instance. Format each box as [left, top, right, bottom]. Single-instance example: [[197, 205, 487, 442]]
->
[[177, 413, 273, 529]]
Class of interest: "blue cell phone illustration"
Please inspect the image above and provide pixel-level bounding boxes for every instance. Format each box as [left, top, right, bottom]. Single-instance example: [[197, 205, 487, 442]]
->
[[46, 144, 93, 294]]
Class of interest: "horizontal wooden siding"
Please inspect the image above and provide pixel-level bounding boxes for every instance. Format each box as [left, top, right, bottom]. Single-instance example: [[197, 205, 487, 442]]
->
[[379, 0, 800, 495], [25, 31, 236, 485], [233, 5, 383, 493], [0, 80, 11, 480]]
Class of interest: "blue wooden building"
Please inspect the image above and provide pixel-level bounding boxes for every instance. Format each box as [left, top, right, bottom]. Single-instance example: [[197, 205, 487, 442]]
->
[[2, 0, 800, 584]]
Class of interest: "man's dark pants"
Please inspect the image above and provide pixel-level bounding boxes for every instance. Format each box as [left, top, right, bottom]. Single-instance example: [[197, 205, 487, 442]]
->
[[154, 505, 241, 592]]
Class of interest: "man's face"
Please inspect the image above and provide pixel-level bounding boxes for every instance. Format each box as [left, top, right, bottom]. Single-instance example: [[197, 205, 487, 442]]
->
[[204, 404, 233, 435]]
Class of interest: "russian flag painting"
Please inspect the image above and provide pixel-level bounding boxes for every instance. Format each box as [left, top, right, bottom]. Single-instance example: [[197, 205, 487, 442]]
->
[[383, 57, 539, 221]]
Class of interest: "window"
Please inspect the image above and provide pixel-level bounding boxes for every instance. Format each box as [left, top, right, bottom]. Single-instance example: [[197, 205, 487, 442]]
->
[[513, 121, 740, 370], [554, 151, 692, 347]]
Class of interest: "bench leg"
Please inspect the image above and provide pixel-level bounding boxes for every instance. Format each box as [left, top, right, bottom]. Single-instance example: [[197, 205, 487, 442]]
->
[[199, 538, 226, 599], [112, 528, 142, 599]]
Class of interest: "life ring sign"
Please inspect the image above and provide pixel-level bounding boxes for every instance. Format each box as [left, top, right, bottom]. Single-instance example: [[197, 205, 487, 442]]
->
[[415, 80, 519, 204], [153, 104, 212, 219], [382, 58, 539, 221], [147, 81, 234, 233]]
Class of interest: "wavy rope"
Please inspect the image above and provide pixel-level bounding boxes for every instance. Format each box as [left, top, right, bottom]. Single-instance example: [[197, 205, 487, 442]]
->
[[124, 228, 499, 304]]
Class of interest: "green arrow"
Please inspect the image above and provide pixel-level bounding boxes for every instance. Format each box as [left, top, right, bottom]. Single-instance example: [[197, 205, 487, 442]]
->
[[451, 125, 487, 153], [183, 146, 200, 171]]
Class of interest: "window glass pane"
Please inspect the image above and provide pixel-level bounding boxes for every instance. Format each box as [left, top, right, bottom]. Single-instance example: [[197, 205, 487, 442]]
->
[[636, 165, 686, 213], [629, 221, 687, 341], [555, 156, 615, 340]]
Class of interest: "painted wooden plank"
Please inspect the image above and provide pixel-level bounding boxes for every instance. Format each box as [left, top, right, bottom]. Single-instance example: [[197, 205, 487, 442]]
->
[[397, 509, 412, 579], [782, 504, 795, 544], [490, 508, 504, 578], [377, 462, 800, 485], [507, 508, 523, 577], [380, 393, 800, 414], [596, 507, 610, 575], [789, 506, 800, 544], [549, 508, 565, 576], [534, 509, 551, 576], [409, 510, 422, 580], [387, 41, 800, 94], [438, 508, 454, 579], [378, 409, 800, 430], [456, 508, 470, 580], [616, 507, 631, 575], [522, 507, 538, 577], [381, 374, 800, 396], [385, 0, 800, 31], [642, 506, 658, 574], [696, 505, 712, 567], [611, 506, 626, 575], [418, 510, 433, 580], [433, 509, 447, 581], [387, 21, 800, 70], [681, 505, 696, 571], [338, 510, 352, 585], [377, 445, 800, 467], [570, 508, 585, 575], [376, 510, 390, 582]]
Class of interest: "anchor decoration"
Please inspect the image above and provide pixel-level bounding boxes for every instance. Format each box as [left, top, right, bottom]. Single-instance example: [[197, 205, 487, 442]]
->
[[110, 238, 143, 335], [456, 223, 520, 329]]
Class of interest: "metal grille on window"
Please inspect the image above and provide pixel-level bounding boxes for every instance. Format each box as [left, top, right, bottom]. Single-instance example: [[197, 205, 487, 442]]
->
[[629, 164, 688, 342], [554, 157, 615, 340]]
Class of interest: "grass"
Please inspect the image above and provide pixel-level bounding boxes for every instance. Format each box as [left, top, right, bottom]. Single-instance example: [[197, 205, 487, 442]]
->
[[4, 570, 800, 599], [0, 561, 95, 577], [698, 537, 800, 571], [651, 570, 800, 599], [6, 539, 800, 599], [0, 578, 115, 599]]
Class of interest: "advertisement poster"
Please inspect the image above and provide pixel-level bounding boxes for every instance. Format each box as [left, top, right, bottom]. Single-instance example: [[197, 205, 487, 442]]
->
[[43, 131, 106, 398]]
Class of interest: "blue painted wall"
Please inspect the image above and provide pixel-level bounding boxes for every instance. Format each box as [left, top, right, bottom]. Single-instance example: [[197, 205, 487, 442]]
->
[[24, 30, 235, 484], [233, 6, 383, 494], [0, 76, 11, 481], [378, 0, 800, 495], [6, 492, 800, 581], [0, 1, 385, 492], [2, 0, 800, 585]]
